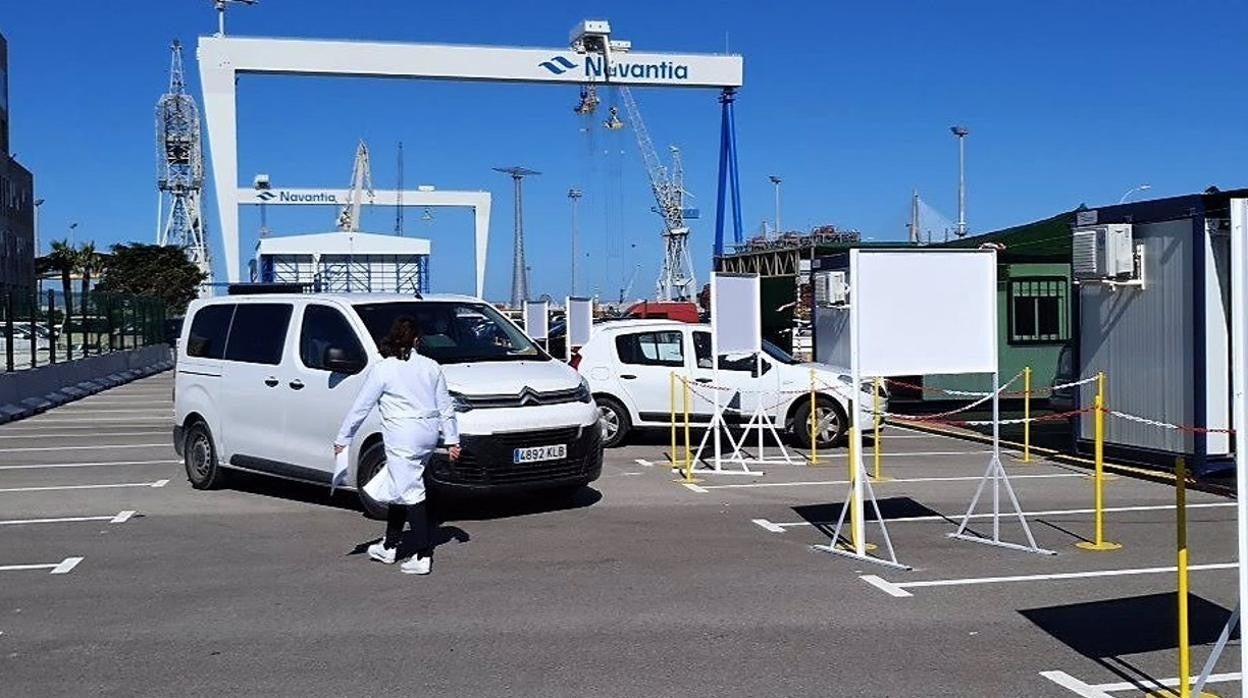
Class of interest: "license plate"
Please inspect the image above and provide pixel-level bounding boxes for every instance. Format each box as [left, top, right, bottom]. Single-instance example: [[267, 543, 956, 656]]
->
[[513, 444, 567, 464]]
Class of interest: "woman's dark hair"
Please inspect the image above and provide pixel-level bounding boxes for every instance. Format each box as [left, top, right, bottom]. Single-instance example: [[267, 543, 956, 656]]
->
[[379, 316, 420, 360]]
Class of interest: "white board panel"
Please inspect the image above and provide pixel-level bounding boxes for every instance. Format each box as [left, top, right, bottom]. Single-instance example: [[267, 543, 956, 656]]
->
[[523, 300, 549, 340], [853, 250, 996, 376], [712, 273, 761, 355], [567, 297, 593, 347]]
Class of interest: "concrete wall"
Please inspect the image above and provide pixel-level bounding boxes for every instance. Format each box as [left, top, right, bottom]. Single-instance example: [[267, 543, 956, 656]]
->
[[0, 345, 173, 423]]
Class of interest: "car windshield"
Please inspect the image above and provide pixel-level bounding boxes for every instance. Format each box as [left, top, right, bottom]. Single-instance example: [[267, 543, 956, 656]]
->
[[762, 339, 797, 365], [353, 301, 547, 364]]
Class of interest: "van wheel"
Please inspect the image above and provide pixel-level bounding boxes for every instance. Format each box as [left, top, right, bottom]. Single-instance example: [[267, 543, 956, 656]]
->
[[596, 397, 631, 448], [793, 397, 847, 449], [356, 441, 389, 520], [184, 421, 227, 490]]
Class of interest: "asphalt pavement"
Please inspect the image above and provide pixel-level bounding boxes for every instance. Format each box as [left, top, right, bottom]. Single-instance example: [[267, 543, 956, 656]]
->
[[0, 372, 1241, 697]]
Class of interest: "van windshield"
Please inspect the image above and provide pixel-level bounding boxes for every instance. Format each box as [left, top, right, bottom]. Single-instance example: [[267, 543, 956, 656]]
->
[[353, 301, 547, 364]]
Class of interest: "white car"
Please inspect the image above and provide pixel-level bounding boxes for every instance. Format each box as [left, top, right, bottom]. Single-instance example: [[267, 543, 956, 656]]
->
[[574, 320, 882, 448], [174, 293, 602, 517]]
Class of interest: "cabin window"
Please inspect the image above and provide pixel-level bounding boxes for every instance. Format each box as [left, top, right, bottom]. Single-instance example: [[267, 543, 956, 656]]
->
[[1008, 277, 1068, 345]]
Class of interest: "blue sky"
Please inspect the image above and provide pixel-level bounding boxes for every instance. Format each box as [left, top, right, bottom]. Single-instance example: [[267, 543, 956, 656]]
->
[[4, 1, 1248, 301]]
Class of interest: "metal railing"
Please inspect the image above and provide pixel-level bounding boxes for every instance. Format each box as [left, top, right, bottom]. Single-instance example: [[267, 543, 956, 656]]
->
[[0, 288, 168, 372]]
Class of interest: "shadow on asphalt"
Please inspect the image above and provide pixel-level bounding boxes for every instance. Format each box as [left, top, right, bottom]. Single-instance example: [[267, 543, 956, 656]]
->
[[791, 497, 947, 540], [1020, 592, 1237, 693]]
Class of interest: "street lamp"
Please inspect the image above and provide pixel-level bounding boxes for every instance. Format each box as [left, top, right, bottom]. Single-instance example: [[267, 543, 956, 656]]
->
[[768, 175, 782, 236], [68, 222, 79, 247], [33, 199, 45, 293], [1118, 183, 1151, 204], [950, 126, 969, 237]]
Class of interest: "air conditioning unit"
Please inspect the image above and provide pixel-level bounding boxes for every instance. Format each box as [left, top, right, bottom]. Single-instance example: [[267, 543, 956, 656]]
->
[[1073, 224, 1135, 280], [813, 271, 848, 307]]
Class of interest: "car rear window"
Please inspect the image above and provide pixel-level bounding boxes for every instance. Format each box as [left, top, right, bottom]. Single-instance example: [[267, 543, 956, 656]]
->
[[186, 305, 234, 359]]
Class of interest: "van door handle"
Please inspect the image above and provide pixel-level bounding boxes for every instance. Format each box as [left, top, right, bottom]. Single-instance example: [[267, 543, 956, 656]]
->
[[289, 379, 305, 390], [263, 377, 279, 387], [620, 374, 637, 380]]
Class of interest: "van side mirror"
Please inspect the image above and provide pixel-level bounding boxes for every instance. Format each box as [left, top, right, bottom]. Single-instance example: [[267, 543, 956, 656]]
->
[[324, 346, 365, 375]]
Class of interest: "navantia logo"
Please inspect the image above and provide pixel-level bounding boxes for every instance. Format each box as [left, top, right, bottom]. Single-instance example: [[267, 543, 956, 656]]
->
[[539, 56, 578, 75], [256, 191, 276, 202]]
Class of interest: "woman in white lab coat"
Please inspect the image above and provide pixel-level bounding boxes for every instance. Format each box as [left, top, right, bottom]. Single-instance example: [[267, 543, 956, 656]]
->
[[334, 316, 460, 575]]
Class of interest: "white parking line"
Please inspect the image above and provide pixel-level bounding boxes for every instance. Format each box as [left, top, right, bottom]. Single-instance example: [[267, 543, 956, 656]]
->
[[796, 450, 994, 460], [1040, 669, 1242, 696], [0, 511, 136, 526], [0, 431, 170, 440], [0, 459, 179, 471], [701, 472, 1081, 491], [0, 557, 83, 575], [682, 483, 708, 494], [762, 501, 1236, 530], [635, 459, 655, 467], [0, 479, 168, 493], [860, 562, 1237, 598], [48, 407, 172, 414], [0, 443, 170, 453], [751, 518, 786, 533]]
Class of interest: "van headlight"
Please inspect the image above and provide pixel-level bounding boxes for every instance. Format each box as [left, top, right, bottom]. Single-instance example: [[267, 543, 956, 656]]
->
[[448, 391, 474, 413], [575, 377, 593, 404]]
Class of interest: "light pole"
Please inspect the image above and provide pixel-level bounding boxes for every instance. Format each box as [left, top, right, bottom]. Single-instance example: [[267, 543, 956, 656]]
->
[[951, 125, 969, 237], [494, 166, 541, 307], [68, 222, 79, 247], [33, 199, 44, 293], [568, 188, 582, 296], [768, 175, 782, 236], [1118, 183, 1151, 204]]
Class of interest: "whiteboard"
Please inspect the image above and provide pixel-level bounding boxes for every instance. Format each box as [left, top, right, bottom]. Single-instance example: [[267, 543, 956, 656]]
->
[[712, 273, 761, 355], [852, 250, 996, 376], [523, 300, 549, 340], [566, 297, 593, 347]]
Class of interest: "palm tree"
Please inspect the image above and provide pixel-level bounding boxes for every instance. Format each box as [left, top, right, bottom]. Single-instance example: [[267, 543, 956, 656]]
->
[[45, 240, 77, 330], [76, 243, 107, 352]]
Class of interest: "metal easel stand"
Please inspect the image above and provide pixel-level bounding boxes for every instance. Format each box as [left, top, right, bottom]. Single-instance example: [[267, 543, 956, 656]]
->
[[724, 390, 797, 467], [948, 374, 1055, 556], [1191, 603, 1238, 696], [688, 390, 759, 475], [811, 446, 911, 571]]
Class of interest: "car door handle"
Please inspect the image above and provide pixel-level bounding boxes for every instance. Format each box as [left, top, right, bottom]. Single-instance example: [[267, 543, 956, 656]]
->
[[289, 379, 305, 390], [620, 374, 637, 380], [263, 377, 279, 387], [696, 378, 713, 384]]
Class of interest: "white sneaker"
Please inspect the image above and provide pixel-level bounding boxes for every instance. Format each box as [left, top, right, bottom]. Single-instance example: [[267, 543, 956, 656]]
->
[[368, 541, 397, 565], [401, 555, 431, 575]]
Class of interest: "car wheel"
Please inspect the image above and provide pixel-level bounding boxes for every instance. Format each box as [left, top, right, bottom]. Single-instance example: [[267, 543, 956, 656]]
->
[[793, 397, 847, 449], [184, 421, 227, 490], [356, 441, 389, 520], [596, 397, 631, 448]]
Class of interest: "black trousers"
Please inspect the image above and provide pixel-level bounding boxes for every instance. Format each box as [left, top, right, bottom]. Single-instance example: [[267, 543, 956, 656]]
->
[[384, 501, 431, 556]]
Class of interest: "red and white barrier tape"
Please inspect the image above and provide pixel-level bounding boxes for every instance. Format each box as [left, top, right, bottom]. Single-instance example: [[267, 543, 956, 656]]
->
[[1105, 409, 1235, 435]]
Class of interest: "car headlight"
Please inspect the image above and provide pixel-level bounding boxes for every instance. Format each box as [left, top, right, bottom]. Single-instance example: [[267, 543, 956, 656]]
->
[[448, 391, 474, 413], [575, 377, 593, 404]]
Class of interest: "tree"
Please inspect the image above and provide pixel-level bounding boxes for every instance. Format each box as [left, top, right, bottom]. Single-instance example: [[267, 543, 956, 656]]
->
[[94, 243, 205, 316], [75, 242, 107, 310], [42, 240, 78, 322]]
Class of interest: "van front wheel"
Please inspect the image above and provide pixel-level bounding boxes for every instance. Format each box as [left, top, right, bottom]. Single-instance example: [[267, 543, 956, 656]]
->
[[356, 442, 389, 520], [184, 421, 227, 490]]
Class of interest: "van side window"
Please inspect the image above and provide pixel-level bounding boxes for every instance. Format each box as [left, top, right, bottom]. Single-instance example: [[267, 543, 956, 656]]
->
[[301, 305, 366, 371], [693, 332, 713, 369], [186, 305, 235, 359], [224, 304, 293, 365], [615, 331, 684, 368]]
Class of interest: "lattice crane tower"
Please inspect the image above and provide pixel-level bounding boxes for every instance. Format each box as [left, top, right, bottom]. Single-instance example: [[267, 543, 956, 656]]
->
[[156, 40, 212, 285]]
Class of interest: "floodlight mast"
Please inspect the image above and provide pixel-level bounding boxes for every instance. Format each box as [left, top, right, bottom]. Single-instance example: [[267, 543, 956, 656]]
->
[[213, 0, 257, 37]]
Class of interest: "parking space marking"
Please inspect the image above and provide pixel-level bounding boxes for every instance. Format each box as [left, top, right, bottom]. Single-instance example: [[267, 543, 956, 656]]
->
[[0, 511, 136, 526], [860, 562, 1237, 597], [800, 450, 995, 460], [0, 443, 170, 453], [860, 575, 912, 598], [761, 501, 1236, 531], [1040, 669, 1242, 696], [17, 418, 172, 425], [0, 459, 179, 471], [0, 557, 84, 575], [0, 479, 169, 493], [0, 431, 170, 440], [682, 483, 709, 494], [751, 518, 786, 533], [635, 459, 655, 467], [700, 471, 1082, 491]]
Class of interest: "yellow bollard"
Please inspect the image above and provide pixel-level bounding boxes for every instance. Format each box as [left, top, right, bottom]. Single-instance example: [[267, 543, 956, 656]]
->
[[848, 426, 860, 548], [1077, 372, 1121, 551], [683, 377, 693, 479], [1023, 366, 1032, 463], [872, 377, 890, 482], [669, 372, 678, 467], [809, 368, 819, 465]]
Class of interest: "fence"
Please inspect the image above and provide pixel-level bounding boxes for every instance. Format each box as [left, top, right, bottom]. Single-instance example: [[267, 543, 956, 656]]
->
[[0, 288, 168, 373]]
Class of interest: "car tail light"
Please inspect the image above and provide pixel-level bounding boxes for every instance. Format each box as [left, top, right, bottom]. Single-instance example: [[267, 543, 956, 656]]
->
[[569, 350, 582, 370]]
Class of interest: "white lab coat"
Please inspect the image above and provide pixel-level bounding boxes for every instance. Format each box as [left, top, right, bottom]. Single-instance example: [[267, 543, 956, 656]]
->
[[335, 354, 459, 505]]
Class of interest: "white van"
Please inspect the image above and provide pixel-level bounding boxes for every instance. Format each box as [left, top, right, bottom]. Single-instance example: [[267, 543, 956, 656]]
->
[[574, 320, 883, 448], [173, 293, 602, 517]]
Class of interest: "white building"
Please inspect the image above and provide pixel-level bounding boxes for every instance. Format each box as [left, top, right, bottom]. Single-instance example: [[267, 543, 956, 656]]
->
[[252, 231, 431, 294]]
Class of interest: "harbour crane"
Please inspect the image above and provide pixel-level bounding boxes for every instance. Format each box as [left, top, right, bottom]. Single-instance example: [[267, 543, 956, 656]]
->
[[616, 86, 698, 301], [336, 140, 375, 232]]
